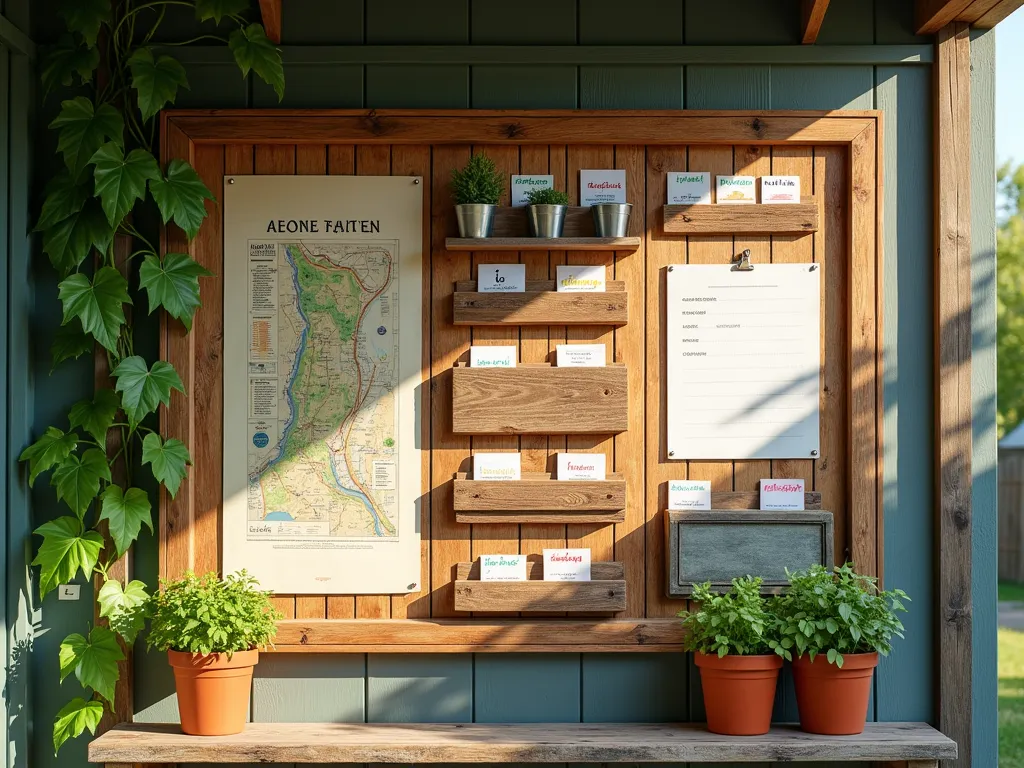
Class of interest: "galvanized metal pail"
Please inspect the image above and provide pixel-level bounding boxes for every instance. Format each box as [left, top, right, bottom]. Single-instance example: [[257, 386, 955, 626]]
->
[[455, 204, 496, 238], [527, 204, 567, 237], [592, 203, 632, 237]]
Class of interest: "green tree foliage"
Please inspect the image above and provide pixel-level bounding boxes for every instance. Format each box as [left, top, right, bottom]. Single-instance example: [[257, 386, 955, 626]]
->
[[25, 1, 284, 754], [998, 162, 1024, 437]]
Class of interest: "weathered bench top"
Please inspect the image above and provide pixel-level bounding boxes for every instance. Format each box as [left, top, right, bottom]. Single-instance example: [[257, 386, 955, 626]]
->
[[89, 721, 956, 764]]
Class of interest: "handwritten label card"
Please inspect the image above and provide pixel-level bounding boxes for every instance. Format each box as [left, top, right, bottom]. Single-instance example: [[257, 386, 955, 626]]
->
[[470, 346, 517, 368], [760, 479, 805, 510], [473, 453, 521, 481], [716, 175, 756, 204], [555, 344, 606, 367], [667, 171, 711, 205], [557, 452, 606, 480], [556, 264, 606, 292], [668, 480, 711, 510], [480, 554, 527, 581], [761, 175, 801, 204], [511, 175, 554, 207], [580, 170, 626, 206], [479, 264, 526, 293], [543, 548, 591, 581]]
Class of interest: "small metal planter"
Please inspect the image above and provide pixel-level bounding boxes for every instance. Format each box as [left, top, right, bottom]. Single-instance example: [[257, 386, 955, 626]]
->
[[455, 204, 497, 238], [592, 203, 632, 237], [527, 204, 567, 238]]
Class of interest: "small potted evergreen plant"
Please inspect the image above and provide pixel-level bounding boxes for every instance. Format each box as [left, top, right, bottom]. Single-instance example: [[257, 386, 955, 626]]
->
[[678, 576, 783, 735], [524, 187, 570, 238], [771, 563, 909, 735], [147, 571, 282, 736], [451, 154, 505, 237]]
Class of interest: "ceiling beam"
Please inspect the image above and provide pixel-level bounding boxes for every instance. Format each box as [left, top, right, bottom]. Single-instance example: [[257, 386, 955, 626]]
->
[[916, 0, 975, 34], [969, 0, 1024, 26], [800, 0, 831, 43], [258, 0, 282, 44]]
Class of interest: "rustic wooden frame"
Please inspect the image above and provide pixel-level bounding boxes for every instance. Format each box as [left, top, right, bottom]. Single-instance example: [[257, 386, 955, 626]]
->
[[663, 197, 820, 234], [159, 109, 883, 653]]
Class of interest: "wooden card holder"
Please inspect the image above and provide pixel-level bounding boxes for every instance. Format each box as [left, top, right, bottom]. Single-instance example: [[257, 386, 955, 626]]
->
[[708, 490, 822, 510], [446, 206, 641, 251], [453, 280, 628, 326], [452, 363, 628, 435], [663, 197, 819, 234], [454, 560, 626, 612], [454, 471, 626, 524]]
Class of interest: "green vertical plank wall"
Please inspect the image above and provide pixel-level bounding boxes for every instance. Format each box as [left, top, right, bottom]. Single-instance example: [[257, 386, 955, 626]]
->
[[9, 1, 997, 767]]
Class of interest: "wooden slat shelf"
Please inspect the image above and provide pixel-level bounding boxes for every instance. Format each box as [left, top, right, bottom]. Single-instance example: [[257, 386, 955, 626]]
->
[[446, 236, 641, 251], [452, 363, 628, 435], [453, 279, 627, 326], [663, 196, 819, 234], [89, 722, 958, 765], [454, 560, 626, 612], [454, 471, 626, 524], [708, 490, 822, 509]]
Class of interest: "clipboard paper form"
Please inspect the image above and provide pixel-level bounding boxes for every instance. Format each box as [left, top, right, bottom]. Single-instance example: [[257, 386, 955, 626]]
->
[[665, 263, 821, 460]]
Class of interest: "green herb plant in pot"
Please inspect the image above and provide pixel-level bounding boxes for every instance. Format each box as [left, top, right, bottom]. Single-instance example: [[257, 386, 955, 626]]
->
[[451, 154, 505, 238], [147, 571, 282, 736], [679, 576, 783, 736], [524, 187, 570, 238], [772, 563, 909, 735]]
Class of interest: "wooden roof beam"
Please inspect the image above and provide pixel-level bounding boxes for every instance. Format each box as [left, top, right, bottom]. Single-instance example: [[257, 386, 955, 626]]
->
[[963, 0, 1024, 27], [801, 0, 831, 43], [917, 0, 977, 33], [259, 0, 282, 43]]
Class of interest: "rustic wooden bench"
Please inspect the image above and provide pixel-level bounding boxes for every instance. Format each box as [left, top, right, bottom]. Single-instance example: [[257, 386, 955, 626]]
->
[[89, 721, 956, 766]]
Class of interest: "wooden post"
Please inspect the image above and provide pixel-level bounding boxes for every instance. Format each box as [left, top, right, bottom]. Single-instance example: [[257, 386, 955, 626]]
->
[[934, 21, 972, 768]]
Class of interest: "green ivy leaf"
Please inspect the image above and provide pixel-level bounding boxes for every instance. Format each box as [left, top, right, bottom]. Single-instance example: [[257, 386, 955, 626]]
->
[[112, 356, 184, 426], [41, 36, 100, 97], [149, 159, 216, 240], [31, 516, 103, 599], [58, 266, 131, 352], [139, 253, 213, 331], [141, 433, 191, 498], [19, 427, 79, 487], [128, 48, 189, 121], [52, 697, 104, 756], [59, 0, 110, 47], [50, 97, 123, 182], [99, 486, 152, 557], [838, 602, 852, 623], [97, 579, 150, 646], [195, 0, 250, 23], [51, 448, 111, 520], [90, 142, 161, 226], [59, 625, 124, 705], [35, 170, 90, 232], [229, 23, 284, 101], [68, 389, 121, 446], [41, 199, 114, 275], [50, 319, 93, 372]]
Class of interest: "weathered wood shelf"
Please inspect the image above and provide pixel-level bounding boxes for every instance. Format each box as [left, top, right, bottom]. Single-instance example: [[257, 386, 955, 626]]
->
[[447, 236, 641, 251], [663, 196, 819, 234], [454, 560, 626, 612], [454, 471, 626, 524], [707, 490, 822, 509], [452, 363, 628, 435], [453, 279, 628, 326], [89, 721, 957, 765]]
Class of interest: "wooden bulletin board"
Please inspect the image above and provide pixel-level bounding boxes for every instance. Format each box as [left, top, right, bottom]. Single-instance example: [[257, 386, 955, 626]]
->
[[158, 109, 882, 653]]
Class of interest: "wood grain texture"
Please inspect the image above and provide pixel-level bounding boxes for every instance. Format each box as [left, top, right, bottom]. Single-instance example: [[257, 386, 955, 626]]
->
[[453, 285, 628, 325], [447, 237, 641, 251], [454, 476, 625, 511], [257, 0, 282, 43], [709, 490, 822, 509], [90, 722, 957, 764], [801, 0, 831, 43], [457, 560, 624, 580], [969, 0, 1024, 26], [663, 199, 819, 234], [916, 0, 975, 33]]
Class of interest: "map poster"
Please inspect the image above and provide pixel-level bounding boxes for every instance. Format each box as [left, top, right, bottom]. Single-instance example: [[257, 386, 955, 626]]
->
[[223, 176, 423, 594]]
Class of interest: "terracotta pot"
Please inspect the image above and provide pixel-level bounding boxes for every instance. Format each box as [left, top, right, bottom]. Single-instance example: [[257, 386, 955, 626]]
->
[[792, 651, 878, 735], [167, 649, 258, 735], [694, 652, 783, 735]]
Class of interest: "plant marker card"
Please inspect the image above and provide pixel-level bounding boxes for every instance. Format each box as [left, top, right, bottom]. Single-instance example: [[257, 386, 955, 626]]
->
[[760, 479, 805, 510], [480, 554, 527, 581], [580, 169, 626, 206], [474, 453, 521, 481], [716, 175, 756, 204], [555, 344, 606, 368], [543, 548, 591, 581], [667, 171, 711, 205], [478, 263, 526, 293], [761, 175, 801, 204], [511, 175, 554, 207], [556, 264, 606, 292], [556, 452, 606, 480], [470, 346, 517, 368], [668, 480, 712, 510]]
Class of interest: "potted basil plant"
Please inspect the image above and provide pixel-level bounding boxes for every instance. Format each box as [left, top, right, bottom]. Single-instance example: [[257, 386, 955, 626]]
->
[[524, 187, 570, 238], [451, 154, 505, 237], [147, 571, 282, 736], [679, 576, 783, 736], [771, 563, 909, 735]]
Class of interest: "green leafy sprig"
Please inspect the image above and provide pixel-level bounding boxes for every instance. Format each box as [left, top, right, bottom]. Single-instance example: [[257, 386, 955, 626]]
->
[[450, 154, 505, 205], [678, 576, 773, 657], [23, 0, 284, 755], [523, 187, 569, 206]]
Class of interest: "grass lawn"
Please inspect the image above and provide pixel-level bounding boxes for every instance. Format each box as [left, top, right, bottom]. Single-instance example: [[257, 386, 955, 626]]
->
[[1001, 582, 1024, 603], [1001, 628, 1024, 767]]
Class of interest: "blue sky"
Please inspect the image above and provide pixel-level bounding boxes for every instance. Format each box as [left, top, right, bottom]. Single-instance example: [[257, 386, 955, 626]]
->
[[997, 9, 1024, 168]]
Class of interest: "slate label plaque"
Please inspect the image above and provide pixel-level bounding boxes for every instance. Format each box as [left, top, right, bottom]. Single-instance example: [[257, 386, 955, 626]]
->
[[666, 510, 834, 598]]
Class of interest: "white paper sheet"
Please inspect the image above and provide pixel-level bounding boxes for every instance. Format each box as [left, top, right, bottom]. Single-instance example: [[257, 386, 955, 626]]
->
[[666, 263, 820, 460]]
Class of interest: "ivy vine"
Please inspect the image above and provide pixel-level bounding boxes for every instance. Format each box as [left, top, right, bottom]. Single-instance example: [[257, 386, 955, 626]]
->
[[21, 0, 284, 754]]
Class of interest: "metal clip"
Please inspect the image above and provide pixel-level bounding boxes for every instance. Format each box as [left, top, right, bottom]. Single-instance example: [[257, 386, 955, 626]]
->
[[731, 249, 754, 271]]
